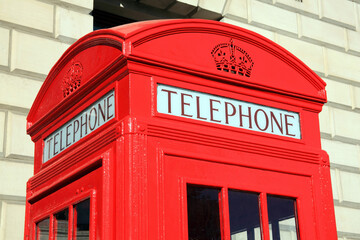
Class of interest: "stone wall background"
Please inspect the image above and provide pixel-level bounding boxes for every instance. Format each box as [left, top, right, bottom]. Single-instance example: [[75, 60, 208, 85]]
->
[[0, 0, 92, 239], [0, 0, 359, 239]]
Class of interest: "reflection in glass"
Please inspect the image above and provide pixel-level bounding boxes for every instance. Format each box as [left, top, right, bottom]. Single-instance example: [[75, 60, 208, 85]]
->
[[36, 218, 50, 240], [228, 190, 261, 240], [187, 185, 221, 240], [75, 199, 90, 240], [55, 209, 69, 240], [267, 195, 299, 240]]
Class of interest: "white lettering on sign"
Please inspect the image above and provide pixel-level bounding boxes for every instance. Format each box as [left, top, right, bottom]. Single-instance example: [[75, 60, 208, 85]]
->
[[157, 84, 301, 139], [43, 90, 115, 163]]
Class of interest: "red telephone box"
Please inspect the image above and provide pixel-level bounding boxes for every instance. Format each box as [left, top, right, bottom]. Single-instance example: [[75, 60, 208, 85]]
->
[[25, 19, 337, 240]]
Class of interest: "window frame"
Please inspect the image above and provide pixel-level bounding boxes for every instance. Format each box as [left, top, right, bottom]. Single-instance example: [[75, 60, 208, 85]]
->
[[33, 191, 95, 240], [185, 184, 300, 240]]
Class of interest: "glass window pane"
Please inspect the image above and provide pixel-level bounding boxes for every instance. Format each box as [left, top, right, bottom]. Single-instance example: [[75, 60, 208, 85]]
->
[[267, 195, 299, 240], [36, 218, 50, 240], [75, 199, 90, 240], [55, 209, 69, 240], [228, 190, 261, 240], [187, 185, 221, 240]]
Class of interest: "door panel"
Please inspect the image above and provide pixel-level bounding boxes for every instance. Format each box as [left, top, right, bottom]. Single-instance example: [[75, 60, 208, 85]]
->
[[30, 166, 102, 240], [163, 155, 317, 240]]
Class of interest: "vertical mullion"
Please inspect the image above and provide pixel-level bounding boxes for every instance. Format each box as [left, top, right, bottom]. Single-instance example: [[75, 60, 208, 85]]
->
[[219, 187, 230, 240], [259, 193, 270, 240], [69, 205, 74, 240], [49, 215, 54, 240], [182, 181, 189, 240], [35, 222, 38, 240]]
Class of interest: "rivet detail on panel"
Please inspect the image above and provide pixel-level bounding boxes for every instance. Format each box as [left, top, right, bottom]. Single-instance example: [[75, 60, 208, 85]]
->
[[211, 39, 254, 77], [62, 60, 83, 98]]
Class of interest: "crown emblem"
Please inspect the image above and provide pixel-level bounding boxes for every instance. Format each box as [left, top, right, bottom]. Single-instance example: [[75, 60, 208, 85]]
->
[[211, 39, 254, 77], [62, 61, 83, 98]]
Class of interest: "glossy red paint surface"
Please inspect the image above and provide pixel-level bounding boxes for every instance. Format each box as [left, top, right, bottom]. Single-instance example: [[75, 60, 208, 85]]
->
[[25, 19, 336, 240]]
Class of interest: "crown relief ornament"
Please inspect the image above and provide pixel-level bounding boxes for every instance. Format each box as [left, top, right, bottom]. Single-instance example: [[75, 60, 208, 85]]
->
[[211, 39, 254, 77], [62, 60, 83, 98]]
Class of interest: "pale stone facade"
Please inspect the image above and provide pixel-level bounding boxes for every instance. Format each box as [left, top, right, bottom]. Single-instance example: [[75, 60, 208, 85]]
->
[[0, 0, 359, 239], [0, 0, 92, 239]]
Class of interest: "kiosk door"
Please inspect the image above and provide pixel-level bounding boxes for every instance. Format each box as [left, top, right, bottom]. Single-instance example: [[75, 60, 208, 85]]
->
[[163, 155, 317, 240], [29, 166, 102, 240]]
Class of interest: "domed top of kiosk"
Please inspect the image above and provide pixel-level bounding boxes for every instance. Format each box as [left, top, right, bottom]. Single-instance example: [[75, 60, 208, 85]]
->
[[27, 19, 326, 134]]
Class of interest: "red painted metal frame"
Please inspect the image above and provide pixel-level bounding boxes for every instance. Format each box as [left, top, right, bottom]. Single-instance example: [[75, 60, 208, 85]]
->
[[25, 19, 337, 240]]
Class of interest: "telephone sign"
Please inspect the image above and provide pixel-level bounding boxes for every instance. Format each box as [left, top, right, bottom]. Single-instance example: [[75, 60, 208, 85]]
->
[[43, 90, 115, 162], [157, 84, 301, 139]]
